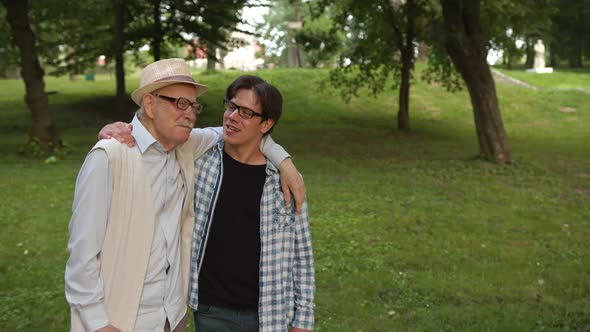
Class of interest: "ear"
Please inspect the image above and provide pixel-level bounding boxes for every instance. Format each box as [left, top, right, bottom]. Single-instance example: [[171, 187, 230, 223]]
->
[[259, 118, 275, 135], [143, 94, 157, 119]]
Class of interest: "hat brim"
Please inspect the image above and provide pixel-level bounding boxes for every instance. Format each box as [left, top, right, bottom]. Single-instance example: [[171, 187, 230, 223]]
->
[[131, 80, 209, 106]]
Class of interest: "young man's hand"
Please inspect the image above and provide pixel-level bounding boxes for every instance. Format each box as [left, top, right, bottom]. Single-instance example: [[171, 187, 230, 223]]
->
[[278, 158, 306, 214], [98, 122, 136, 147]]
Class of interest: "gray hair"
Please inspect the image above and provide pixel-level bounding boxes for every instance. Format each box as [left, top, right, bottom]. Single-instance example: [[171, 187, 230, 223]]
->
[[135, 105, 145, 119], [135, 88, 162, 119]]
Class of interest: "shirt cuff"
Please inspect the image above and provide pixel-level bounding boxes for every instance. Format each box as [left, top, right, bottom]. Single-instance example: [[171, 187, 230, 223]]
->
[[78, 302, 109, 332]]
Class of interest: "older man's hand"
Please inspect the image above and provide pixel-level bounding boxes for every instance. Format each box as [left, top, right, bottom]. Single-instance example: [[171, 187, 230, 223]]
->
[[96, 324, 121, 332], [278, 158, 306, 214], [98, 122, 135, 147]]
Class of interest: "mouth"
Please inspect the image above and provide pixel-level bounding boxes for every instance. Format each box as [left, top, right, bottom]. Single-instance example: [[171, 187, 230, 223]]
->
[[177, 122, 193, 130], [225, 123, 240, 134]]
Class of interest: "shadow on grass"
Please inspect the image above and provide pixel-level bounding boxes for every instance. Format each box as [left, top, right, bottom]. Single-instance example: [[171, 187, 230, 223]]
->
[[51, 96, 137, 130], [0, 95, 138, 136]]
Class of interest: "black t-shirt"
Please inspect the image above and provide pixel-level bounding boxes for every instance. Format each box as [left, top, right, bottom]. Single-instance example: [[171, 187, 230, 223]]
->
[[198, 150, 266, 310]]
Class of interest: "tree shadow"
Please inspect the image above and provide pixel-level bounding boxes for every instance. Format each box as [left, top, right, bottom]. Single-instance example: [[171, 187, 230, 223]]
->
[[50, 96, 137, 130]]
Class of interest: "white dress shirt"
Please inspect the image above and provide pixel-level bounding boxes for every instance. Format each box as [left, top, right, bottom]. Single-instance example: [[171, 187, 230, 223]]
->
[[66, 117, 192, 331]]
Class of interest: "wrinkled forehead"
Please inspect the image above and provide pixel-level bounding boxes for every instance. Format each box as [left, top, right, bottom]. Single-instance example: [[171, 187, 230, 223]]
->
[[156, 83, 198, 99]]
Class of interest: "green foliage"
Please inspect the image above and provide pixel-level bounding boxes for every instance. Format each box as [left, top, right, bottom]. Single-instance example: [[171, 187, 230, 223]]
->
[[322, 0, 406, 99], [0, 0, 253, 78], [1, 69, 589, 331], [420, 46, 463, 92], [311, 0, 464, 105], [256, 0, 299, 66], [0, 5, 19, 77], [482, 0, 556, 66], [30, 0, 112, 76], [328, 64, 392, 102], [126, 0, 248, 61], [549, 0, 590, 67], [294, 10, 343, 67]]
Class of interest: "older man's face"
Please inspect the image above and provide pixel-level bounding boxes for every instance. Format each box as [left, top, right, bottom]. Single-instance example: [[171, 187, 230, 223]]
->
[[145, 83, 198, 150]]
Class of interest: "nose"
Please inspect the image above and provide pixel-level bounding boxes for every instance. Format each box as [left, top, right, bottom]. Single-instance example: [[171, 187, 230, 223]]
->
[[227, 108, 240, 121], [184, 108, 196, 122]]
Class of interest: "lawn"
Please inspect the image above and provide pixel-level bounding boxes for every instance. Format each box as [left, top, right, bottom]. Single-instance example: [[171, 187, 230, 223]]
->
[[0, 67, 589, 331], [494, 66, 590, 90]]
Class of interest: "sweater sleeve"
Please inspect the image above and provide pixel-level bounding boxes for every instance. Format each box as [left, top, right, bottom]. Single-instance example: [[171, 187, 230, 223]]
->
[[189, 127, 290, 165], [65, 149, 112, 331]]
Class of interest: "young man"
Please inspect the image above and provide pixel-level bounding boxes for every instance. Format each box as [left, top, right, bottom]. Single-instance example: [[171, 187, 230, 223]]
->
[[189, 76, 315, 332], [65, 59, 303, 332]]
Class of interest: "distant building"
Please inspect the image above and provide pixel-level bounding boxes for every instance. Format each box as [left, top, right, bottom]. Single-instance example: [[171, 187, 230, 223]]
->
[[186, 32, 264, 71], [223, 32, 264, 71]]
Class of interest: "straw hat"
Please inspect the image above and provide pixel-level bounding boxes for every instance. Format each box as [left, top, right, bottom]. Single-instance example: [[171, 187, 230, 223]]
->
[[130, 58, 208, 106]]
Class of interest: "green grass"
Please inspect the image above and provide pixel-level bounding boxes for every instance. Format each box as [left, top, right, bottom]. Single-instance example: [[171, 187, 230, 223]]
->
[[494, 66, 590, 90], [1, 68, 589, 331]]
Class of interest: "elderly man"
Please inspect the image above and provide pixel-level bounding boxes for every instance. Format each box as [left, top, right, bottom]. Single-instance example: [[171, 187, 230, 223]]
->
[[65, 59, 303, 332]]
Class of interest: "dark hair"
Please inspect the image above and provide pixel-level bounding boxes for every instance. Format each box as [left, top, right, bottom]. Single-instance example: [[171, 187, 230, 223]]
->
[[225, 75, 282, 135]]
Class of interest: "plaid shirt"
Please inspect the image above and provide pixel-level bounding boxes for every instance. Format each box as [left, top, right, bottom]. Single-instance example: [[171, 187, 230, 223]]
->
[[188, 140, 315, 331]]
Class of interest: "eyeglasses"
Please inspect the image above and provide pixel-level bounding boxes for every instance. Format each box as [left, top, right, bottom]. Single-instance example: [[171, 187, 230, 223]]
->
[[224, 99, 266, 119], [151, 93, 203, 115]]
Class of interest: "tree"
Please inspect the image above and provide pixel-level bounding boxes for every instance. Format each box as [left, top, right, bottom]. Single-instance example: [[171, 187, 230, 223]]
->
[[550, 0, 590, 67], [0, 5, 19, 77], [112, 0, 127, 111], [126, 0, 248, 68], [440, 0, 512, 163], [294, 8, 343, 67], [318, 0, 437, 130], [481, 0, 556, 69], [1, 0, 62, 153]]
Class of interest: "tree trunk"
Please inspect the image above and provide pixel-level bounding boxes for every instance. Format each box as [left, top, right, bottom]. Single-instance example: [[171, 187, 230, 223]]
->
[[568, 44, 583, 68], [288, 0, 304, 68], [207, 43, 217, 71], [549, 41, 558, 68], [397, 1, 415, 131], [113, 0, 126, 111], [2, 0, 62, 152], [294, 2, 304, 67], [440, 0, 512, 163], [151, 0, 162, 61], [398, 54, 411, 130], [524, 39, 534, 69], [416, 41, 429, 62]]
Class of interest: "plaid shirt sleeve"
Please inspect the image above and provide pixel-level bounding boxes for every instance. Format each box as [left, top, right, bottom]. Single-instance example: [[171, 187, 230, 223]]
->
[[290, 200, 315, 330]]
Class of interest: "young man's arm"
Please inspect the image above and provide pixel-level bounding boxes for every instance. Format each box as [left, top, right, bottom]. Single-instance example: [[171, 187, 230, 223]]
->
[[65, 150, 119, 332], [99, 123, 306, 212], [290, 200, 315, 331]]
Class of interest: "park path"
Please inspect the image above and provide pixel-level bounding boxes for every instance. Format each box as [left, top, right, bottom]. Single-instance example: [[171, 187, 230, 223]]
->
[[491, 69, 590, 95]]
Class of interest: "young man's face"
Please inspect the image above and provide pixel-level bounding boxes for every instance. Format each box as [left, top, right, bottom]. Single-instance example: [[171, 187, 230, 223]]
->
[[223, 88, 274, 149], [144, 83, 197, 150]]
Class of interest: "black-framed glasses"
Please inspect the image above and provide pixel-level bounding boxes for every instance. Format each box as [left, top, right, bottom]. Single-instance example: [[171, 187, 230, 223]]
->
[[151, 93, 203, 115], [224, 99, 266, 119]]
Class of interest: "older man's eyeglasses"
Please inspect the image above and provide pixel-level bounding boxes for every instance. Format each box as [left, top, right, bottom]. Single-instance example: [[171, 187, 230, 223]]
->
[[224, 99, 266, 119], [151, 93, 203, 115]]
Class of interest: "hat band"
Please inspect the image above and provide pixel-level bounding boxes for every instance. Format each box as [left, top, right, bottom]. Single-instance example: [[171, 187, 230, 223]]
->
[[154, 75, 196, 83]]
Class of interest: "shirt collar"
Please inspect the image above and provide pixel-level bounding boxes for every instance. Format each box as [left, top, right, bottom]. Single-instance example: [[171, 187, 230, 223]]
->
[[217, 139, 278, 175], [131, 115, 158, 154]]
